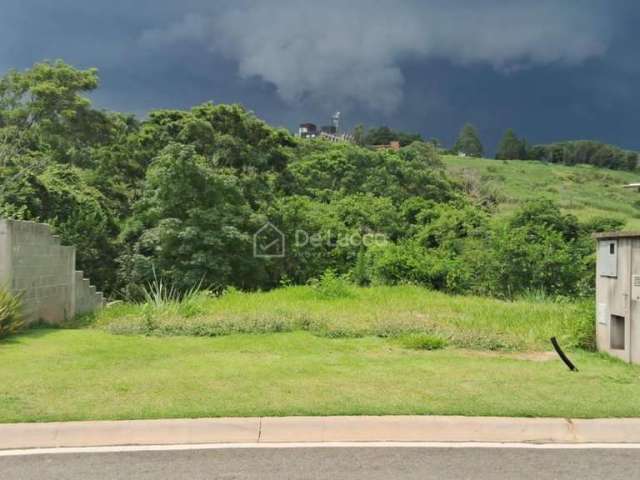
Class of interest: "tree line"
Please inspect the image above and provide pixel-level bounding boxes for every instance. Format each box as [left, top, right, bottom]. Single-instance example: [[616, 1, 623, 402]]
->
[[442, 123, 639, 170], [360, 123, 639, 171]]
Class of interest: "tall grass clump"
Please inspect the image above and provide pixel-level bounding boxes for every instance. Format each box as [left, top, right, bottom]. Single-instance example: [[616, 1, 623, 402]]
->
[[399, 334, 447, 350], [0, 289, 22, 339], [93, 284, 592, 351], [103, 275, 214, 335]]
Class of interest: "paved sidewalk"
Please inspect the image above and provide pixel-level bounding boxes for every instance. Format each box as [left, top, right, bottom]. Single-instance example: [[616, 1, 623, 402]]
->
[[2, 416, 640, 450]]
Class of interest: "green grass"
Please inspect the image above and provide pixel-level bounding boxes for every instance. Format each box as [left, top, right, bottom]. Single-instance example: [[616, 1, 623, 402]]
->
[[93, 285, 592, 351], [1, 328, 640, 422], [442, 155, 640, 229]]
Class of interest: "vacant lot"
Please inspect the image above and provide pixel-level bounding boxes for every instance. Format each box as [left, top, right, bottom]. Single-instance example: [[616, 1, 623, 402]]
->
[[0, 285, 629, 422], [1, 328, 640, 423], [443, 155, 640, 229]]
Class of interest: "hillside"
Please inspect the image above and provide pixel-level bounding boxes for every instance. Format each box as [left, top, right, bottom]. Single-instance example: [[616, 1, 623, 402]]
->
[[443, 155, 640, 230]]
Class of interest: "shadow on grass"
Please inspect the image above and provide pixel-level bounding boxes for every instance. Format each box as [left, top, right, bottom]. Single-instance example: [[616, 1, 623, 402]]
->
[[0, 324, 72, 346]]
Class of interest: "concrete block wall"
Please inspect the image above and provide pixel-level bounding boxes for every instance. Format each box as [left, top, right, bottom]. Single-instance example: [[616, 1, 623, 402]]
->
[[0, 219, 103, 325], [74, 271, 104, 316]]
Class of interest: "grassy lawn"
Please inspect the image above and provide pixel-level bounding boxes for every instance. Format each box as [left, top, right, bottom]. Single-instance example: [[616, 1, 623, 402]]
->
[[93, 285, 592, 351], [2, 285, 626, 422], [1, 328, 640, 422], [442, 155, 640, 229]]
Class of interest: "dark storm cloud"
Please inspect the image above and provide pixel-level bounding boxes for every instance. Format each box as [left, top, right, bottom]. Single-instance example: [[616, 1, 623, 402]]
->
[[142, 0, 611, 112], [0, 1, 638, 152]]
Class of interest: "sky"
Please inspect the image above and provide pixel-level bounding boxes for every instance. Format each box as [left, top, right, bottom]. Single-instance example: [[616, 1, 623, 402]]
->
[[1, 0, 638, 154]]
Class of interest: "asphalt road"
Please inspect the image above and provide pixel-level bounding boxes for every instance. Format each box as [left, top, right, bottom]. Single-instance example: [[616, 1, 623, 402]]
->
[[2, 446, 640, 479]]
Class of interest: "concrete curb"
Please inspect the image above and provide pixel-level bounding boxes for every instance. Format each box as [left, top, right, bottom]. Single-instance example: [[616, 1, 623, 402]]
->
[[2, 416, 640, 450]]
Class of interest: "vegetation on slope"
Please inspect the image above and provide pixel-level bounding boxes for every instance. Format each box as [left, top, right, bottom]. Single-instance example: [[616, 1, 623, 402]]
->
[[443, 155, 640, 229]]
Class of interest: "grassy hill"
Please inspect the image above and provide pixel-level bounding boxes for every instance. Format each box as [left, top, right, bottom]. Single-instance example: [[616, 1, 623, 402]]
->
[[442, 155, 640, 230]]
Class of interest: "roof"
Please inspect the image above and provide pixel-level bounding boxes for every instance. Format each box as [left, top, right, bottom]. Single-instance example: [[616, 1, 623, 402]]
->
[[623, 183, 640, 188], [593, 231, 640, 240]]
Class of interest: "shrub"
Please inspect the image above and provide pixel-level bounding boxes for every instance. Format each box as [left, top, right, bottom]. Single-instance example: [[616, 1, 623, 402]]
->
[[399, 334, 447, 350], [0, 289, 22, 339], [310, 270, 354, 299]]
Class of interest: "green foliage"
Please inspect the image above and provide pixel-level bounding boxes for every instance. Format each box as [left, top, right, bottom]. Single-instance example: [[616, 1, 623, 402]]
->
[[528, 140, 638, 171], [399, 334, 447, 350], [0, 162, 119, 291], [453, 123, 483, 157], [580, 216, 626, 234], [0, 288, 22, 339], [495, 129, 527, 160], [565, 300, 596, 351], [310, 270, 354, 299], [363, 125, 423, 146], [120, 143, 263, 293], [286, 141, 455, 204]]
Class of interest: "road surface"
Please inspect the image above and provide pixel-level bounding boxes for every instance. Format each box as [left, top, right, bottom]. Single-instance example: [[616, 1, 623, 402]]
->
[[2, 445, 640, 479]]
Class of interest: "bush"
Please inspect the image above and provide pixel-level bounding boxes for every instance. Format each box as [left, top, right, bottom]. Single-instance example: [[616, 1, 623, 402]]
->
[[309, 270, 354, 299], [0, 289, 22, 339], [399, 334, 447, 350]]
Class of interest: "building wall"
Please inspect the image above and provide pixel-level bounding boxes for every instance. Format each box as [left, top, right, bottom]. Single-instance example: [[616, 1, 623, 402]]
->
[[595, 236, 638, 363], [630, 239, 640, 364], [596, 237, 629, 361], [0, 219, 103, 325]]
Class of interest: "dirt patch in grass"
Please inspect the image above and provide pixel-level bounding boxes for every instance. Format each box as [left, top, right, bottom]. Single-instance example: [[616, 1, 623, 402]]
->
[[459, 350, 556, 362]]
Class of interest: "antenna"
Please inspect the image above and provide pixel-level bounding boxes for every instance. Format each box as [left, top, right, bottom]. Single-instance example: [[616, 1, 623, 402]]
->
[[332, 112, 341, 133]]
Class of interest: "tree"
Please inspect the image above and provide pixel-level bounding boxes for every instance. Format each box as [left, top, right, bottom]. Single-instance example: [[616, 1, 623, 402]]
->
[[496, 129, 526, 160], [453, 123, 483, 157], [120, 143, 264, 294], [363, 126, 422, 146], [0, 161, 119, 291], [0, 60, 114, 166]]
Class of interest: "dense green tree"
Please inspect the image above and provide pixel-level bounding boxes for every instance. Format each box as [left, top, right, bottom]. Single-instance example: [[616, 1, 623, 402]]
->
[[120, 143, 264, 294], [0, 161, 119, 291], [495, 129, 526, 160], [453, 123, 483, 157], [363, 126, 423, 146], [286, 142, 456, 204], [0, 60, 116, 166]]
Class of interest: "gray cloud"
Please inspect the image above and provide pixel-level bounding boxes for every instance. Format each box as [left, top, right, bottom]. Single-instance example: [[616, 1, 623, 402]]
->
[[141, 0, 611, 112]]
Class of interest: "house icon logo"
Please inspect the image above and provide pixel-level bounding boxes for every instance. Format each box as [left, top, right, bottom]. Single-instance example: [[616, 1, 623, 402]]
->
[[253, 222, 285, 258]]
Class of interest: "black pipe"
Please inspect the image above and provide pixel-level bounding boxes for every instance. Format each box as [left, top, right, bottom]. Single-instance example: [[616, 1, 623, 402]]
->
[[550, 337, 579, 372]]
